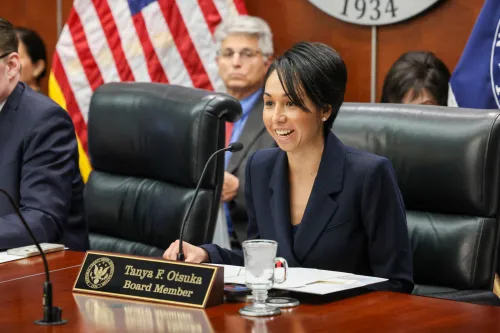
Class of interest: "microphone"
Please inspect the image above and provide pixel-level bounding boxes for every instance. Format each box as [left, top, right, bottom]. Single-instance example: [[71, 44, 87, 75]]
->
[[177, 142, 244, 261], [0, 189, 66, 326]]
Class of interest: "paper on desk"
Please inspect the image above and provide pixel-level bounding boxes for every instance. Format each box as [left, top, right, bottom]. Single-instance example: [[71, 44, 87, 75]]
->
[[288, 274, 388, 295], [206, 264, 244, 280], [0, 247, 68, 264], [0, 251, 25, 264], [215, 264, 388, 295], [224, 267, 354, 288]]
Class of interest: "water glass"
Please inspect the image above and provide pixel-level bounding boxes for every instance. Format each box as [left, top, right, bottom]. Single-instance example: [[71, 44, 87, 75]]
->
[[239, 240, 287, 317]]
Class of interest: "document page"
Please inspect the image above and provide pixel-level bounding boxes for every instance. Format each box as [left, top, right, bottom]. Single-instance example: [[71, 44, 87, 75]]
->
[[218, 265, 387, 294]]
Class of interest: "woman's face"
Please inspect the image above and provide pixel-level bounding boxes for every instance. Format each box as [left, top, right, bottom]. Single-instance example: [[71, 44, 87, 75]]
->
[[263, 70, 331, 153]]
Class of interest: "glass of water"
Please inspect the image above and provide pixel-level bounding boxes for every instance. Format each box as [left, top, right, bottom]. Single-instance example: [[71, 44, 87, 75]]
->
[[239, 240, 287, 317]]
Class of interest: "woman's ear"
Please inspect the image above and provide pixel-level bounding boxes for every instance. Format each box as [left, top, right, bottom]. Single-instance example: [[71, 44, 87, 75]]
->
[[322, 105, 333, 121], [32, 59, 46, 79]]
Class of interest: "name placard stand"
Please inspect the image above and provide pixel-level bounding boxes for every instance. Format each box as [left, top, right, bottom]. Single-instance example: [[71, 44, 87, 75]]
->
[[73, 251, 224, 308]]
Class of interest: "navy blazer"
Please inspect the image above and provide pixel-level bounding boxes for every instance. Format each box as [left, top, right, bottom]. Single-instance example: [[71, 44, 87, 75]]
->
[[203, 132, 413, 293], [0, 83, 89, 250]]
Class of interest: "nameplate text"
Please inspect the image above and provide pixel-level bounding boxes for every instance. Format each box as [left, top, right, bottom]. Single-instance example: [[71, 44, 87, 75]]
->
[[73, 251, 224, 308]]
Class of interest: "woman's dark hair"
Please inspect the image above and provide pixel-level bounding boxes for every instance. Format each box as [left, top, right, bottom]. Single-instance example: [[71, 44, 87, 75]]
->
[[381, 51, 450, 106], [264, 41, 347, 135], [14, 27, 47, 83]]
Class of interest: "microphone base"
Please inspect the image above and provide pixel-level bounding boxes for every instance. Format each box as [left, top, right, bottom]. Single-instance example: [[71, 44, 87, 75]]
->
[[34, 306, 67, 326], [34, 319, 67, 326]]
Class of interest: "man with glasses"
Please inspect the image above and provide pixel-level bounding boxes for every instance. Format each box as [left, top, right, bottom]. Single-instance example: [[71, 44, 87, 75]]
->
[[214, 16, 276, 249], [0, 18, 88, 250]]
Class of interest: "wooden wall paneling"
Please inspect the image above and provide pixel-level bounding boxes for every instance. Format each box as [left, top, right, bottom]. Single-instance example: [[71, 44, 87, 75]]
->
[[246, 0, 480, 103], [0, 0, 483, 101], [62, 0, 73, 25], [0, 0, 58, 94], [377, 0, 481, 101], [245, 0, 372, 102]]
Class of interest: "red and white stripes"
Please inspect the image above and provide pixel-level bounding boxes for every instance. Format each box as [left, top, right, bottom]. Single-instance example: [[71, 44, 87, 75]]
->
[[52, 0, 247, 154]]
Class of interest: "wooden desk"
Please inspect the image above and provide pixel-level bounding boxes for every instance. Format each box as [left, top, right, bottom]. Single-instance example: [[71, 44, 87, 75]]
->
[[1, 251, 499, 333], [0, 250, 84, 283]]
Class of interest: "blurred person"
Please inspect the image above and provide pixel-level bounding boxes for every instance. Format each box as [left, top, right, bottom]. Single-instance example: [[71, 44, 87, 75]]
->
[[381, 51, 450, 106], [14, 27, 46, 92], [214, 15, 276, 248], [164, 42, 414, 294], [0, 18, 88, 250]]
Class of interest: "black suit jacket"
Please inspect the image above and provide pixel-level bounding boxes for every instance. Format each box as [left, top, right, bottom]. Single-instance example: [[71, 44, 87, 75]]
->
[[227, 97, 276, 241], [204, 132, 414, 293], [0, 83, 88, 250]]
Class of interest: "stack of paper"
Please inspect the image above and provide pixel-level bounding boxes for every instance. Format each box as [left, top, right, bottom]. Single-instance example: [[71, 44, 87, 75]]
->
[[209, 264, 387, 295], [0, 251, 26, 264]]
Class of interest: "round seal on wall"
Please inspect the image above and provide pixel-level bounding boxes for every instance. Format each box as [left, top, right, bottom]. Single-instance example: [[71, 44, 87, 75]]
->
[[85, 257, 115, 289], [308, 0, 441, 26]]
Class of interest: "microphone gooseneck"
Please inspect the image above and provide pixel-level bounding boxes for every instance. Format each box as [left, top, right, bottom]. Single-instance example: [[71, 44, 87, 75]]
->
[[177, 142, 243, 261], [0, 189, 66, 326]]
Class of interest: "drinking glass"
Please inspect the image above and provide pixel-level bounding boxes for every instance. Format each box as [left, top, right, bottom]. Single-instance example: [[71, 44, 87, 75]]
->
[[239, 240, 287, 317]]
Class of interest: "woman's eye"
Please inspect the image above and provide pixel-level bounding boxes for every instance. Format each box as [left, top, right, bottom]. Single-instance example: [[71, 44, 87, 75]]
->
[[264, 101, 274, 107], [286, 101, 296, 107]]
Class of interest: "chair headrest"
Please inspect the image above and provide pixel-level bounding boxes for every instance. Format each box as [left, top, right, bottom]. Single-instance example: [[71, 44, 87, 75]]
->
[[334, 103, 500, 216], [88, 83, 242, 187]]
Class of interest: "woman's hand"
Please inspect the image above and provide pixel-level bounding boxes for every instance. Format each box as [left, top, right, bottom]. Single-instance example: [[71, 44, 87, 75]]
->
[[163, 240, 209, 263]]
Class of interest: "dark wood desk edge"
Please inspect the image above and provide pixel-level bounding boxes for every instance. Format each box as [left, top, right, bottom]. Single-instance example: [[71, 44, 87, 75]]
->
[[0, 250, 85, 283], [0, 264, 82, 284], [1, 253, 500, 332], [4, 251, 500, 310]]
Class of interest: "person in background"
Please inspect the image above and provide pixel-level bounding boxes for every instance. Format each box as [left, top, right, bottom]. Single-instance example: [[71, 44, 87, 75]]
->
[[164, 41, 414, 294], [214, 15, 276, 248], [0, 18, 88, 251], [381, 51, 450, 106], [14, 27, 47, 93]]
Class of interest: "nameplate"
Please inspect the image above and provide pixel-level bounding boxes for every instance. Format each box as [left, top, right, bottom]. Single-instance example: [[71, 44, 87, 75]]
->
[[73, 251, 224, 308]]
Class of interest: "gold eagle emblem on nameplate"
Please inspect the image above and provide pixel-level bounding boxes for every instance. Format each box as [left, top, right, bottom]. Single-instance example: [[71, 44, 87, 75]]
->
[[85, 257, 115, 289]]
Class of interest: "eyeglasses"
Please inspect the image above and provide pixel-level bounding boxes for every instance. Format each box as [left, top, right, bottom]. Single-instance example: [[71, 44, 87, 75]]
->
[[217, 48, 263, 60], [0, 52, 12, 60]]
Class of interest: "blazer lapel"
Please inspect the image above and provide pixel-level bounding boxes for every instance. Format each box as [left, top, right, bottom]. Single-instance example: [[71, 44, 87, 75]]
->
[[293, 133, 346, 263], [0, 83, 23, 164], [269, 150, 299, 266], [227, 99, 266, 173]]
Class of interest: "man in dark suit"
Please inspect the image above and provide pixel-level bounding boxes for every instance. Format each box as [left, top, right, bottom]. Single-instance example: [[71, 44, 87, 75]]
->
[[0, 18, 88, 251], [214, 16, 276, 247]]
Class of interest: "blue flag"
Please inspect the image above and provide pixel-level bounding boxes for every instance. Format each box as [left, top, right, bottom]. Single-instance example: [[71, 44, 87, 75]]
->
[[449, 0, 500, 109]]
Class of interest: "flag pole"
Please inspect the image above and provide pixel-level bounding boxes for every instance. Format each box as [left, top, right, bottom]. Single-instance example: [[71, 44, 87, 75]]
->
[[370, 25, 377, 103], [56, 0, 62, 37]]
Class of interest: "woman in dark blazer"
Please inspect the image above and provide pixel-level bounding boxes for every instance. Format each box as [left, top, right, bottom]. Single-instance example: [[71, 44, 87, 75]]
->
[[164, 42, 414, 293]]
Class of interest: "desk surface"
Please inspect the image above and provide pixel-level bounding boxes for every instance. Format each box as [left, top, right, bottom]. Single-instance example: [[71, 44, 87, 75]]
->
[[0, 250, 83, 283], [1, 251, 499, 333]]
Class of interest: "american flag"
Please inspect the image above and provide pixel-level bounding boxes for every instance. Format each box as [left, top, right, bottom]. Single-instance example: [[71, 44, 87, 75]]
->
[[49, 0, 247, 181]]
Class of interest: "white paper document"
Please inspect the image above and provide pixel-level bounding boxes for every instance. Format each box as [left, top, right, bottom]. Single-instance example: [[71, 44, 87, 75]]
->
[[208, 264, 245, 280], [0, 251, 26, 264], [216, 265, 387, 295], [290, 274, 387, 295], [0, 246, 68, 264]]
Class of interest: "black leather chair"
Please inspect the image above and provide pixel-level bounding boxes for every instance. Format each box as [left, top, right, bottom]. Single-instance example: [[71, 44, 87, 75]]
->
[[84, 83, 242, 257], [334, 103, 500, 306]]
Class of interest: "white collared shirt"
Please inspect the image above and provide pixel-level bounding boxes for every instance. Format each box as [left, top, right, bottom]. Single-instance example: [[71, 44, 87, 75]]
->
[[0, 100, 5, 113]]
